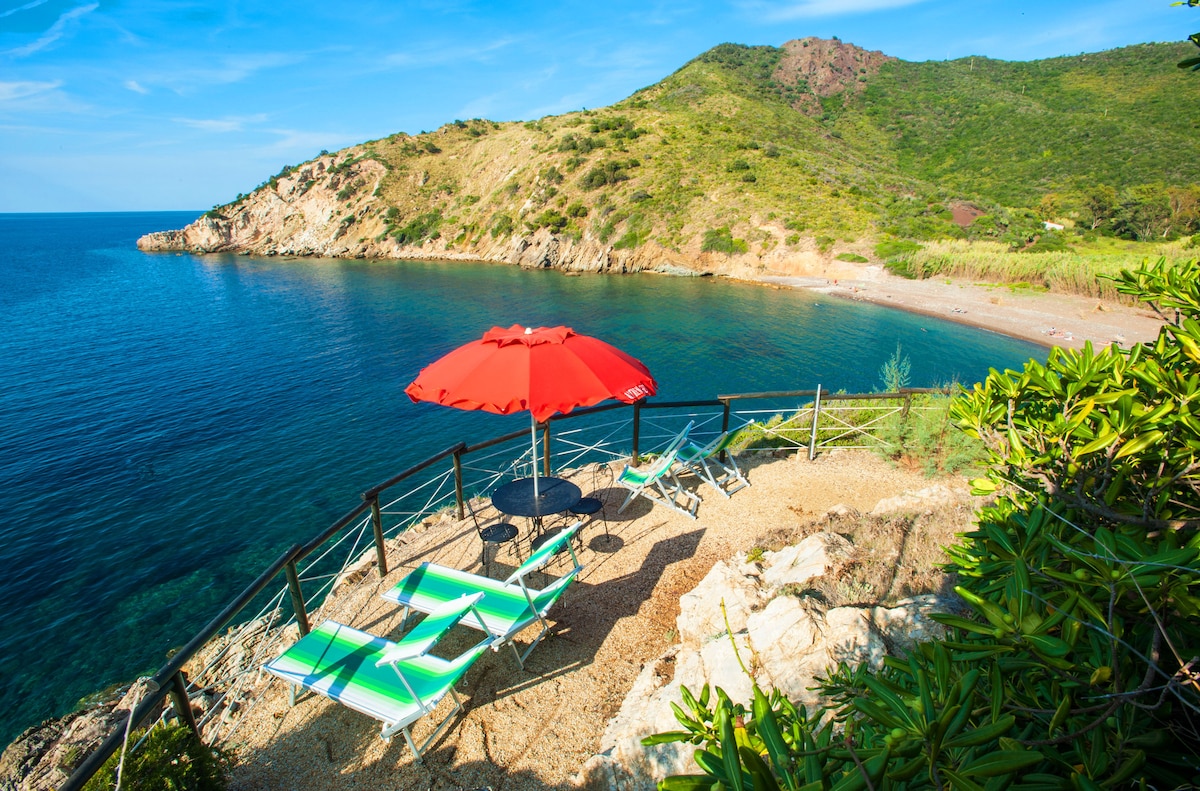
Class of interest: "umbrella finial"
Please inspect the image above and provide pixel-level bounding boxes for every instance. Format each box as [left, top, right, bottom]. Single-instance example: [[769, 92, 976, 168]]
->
[[524, 326, 532, 335]]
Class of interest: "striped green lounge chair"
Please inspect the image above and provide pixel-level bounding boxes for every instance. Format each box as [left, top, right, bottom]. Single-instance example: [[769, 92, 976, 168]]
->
[[615, 421, 701, 519], [381, 522, 583, 670], [675, 430, 749, 498], [263, 592, 492, 759]]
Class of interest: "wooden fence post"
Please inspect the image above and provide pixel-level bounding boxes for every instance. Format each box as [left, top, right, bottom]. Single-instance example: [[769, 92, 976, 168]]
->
[[169, 671, 201, 743], [720, 399, 731, 463], [285, 560, 310, 637], [632, 400, 642, 465], [369, 496, 388, 578], [808, 384, 823, 461], [453, 450, 465, 520], [542, 422, 551, 477]]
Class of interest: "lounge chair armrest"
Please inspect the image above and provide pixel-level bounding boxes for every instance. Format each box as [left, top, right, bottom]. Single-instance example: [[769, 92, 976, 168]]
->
[[375, 592, 485, 667], [505, 522, 582, 583]]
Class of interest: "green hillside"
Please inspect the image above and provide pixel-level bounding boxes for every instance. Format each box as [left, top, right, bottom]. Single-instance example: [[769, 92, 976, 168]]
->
[[838, 42, 1200, 205], [223, 38, 1200, 268]]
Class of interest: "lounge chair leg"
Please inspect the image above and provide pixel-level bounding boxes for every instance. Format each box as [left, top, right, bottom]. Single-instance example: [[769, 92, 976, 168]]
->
[[509, 641, 525, 670], [400, 727, 422, 761]]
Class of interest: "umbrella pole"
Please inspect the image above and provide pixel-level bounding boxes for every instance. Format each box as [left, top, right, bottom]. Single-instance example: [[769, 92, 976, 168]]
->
[[530, 414, 540, 499]]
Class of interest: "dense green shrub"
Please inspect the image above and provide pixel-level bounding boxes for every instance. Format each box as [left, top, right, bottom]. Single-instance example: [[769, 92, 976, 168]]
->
[[83, 724, 228, 791], [876, 394, 986, 475], [390, 210, 442, 245], [877, 343, 911, 392], [701, 227, 748, 254], [529, 209, 568, 233], [579, 160, 635, 190], [1022, 230, 1070, 253], [646, 258, 1200, 789], [558, 133, 605, 154], [613, 229, 648, 249], [489, 213, 514, 238], [835, 252, 869, 263], [875, 239, 924, 260]]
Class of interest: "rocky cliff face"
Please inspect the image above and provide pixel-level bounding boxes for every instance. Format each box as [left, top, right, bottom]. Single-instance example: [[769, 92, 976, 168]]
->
[[774, 37, 895, 116], [135, 38, 905, 279], [137, 148, 717, 276]]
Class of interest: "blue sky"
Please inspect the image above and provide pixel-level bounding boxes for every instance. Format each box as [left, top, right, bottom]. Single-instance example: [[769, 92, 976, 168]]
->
[[1, 0, 1193, 212]]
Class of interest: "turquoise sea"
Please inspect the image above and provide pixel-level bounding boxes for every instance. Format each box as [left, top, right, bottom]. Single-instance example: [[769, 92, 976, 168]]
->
[[0, 212, 1044, 746]]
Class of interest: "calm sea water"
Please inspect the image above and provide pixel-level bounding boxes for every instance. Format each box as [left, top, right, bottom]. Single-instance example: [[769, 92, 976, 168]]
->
[[0, 212, 1044, 745]]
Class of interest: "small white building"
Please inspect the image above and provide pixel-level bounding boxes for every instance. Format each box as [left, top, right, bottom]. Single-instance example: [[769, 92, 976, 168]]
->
[[1043, 221, 1065, 231]]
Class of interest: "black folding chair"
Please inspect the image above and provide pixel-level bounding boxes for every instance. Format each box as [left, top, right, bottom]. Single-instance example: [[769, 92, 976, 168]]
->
[[466, 497, 519, 577]]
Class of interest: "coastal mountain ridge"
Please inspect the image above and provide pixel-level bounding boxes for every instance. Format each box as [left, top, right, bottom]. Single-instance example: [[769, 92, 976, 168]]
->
[[139, 37, 1200, 276]]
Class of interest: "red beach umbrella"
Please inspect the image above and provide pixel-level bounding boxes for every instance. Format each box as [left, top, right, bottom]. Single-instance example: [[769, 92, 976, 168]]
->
[[405, 325, 657, 496]]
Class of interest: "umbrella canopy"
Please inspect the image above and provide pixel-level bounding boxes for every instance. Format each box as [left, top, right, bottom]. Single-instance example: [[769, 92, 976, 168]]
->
[[405, 325, 657, 422], [405, 325, 657, 497]]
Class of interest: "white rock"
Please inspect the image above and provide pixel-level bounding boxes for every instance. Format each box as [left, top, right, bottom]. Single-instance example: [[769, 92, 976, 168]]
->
[[746, 595, 821, 703], [870, 484, 959, 515], [676, 561, 761, 648], [823, 607, 886, 671], [583, 535, 950, 789], [698, 633, 755, 706], [869, 595, 950, 653], [761, 532, 853, 590]]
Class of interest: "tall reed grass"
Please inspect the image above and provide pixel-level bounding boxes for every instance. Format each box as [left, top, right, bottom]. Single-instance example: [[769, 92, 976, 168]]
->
[[896, 240, 1197, 301]]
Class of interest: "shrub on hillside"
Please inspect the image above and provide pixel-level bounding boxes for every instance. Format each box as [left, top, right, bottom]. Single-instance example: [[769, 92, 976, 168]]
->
[[874, 239, 923, 260], [701, 227, 748, 255], [390, 211, 442, 245], [489, 213, 514, 238], [528, 209, 568, 233], [579, 161, 634, 190]]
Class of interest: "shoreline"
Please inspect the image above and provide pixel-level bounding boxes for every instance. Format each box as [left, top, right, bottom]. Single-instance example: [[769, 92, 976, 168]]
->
[[751, 269, 1166, 351], [178, 242, 1168, 352]]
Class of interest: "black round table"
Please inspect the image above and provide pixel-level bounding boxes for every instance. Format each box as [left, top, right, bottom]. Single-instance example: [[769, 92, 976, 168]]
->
[[491, 476, 582, 520]]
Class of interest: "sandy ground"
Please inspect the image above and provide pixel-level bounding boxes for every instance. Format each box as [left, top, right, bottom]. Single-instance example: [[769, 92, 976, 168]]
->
[[756, 269, 1166, 351], [223, 450, 963, 791]]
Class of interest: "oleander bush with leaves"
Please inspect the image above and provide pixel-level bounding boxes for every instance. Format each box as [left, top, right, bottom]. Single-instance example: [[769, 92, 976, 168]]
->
[[644, 259, 1200, 790]]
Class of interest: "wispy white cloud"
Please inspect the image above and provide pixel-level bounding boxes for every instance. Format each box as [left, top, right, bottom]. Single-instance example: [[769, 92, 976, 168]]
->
[[173, 114, 267, 133], [0, 0, 51, 20], [525, 91, 593, 119], [154, 52, 306, 94], [6, 2, 98, 57], [383, 36, 519, 69], [0, 79, 62, 101], [747, 0, 930, 21], [124, 79, 148, 94], [259, 128, 363, 156], [945, 0, 1148, 60]]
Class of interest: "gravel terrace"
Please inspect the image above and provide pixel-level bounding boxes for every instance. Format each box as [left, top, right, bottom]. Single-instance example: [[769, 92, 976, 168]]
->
[[224, 449, 959, 791]]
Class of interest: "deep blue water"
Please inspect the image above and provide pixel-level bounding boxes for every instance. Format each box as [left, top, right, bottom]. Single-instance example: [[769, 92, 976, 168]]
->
[[0, 212, 1044, 745]]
